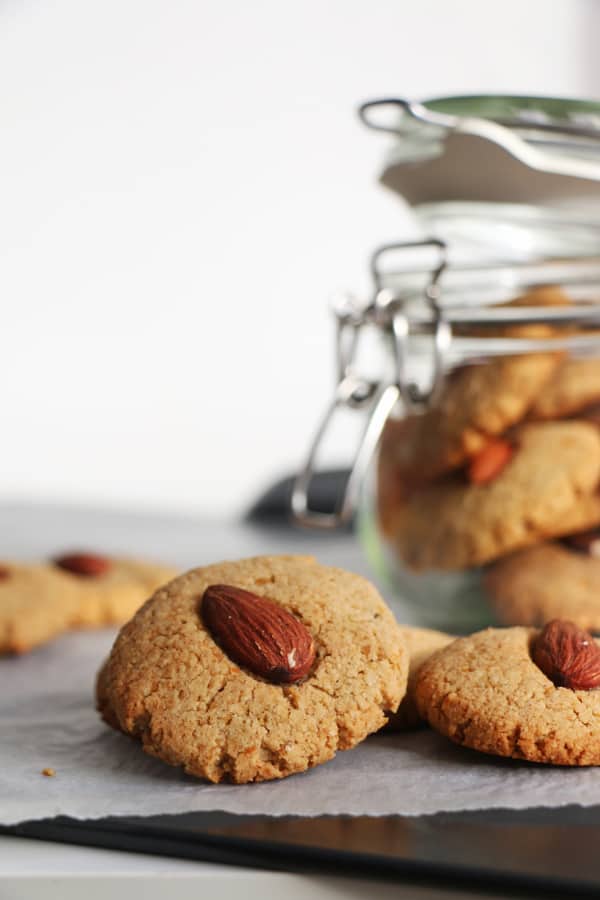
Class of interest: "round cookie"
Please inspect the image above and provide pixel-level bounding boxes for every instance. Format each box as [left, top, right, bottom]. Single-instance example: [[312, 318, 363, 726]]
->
[[385, 626, 455, 731], [485, 541, 600, 631], [529, 358, 600, 421], [377, 287, 571, 502], [53, 553, 178, 627], [97, 555, 409, 783], [0, 562, 80, 654], [415, 626, 600, 765], [378, 344, 561, 491], [389, 420, 600, 571]]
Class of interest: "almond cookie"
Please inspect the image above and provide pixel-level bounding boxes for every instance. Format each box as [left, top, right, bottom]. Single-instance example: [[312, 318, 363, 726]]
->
[[53, 552, 178, 627], [388, 421, 600, 571], [377, 288, 569, 500], [415, 622, 600, 765], [378, 346, 560, 493], [0, 562, 80, 654], [485, 536, 600, 631], [97, 555, 409, 784], [385, 626, 454, 731], [529, 358, 600, 421]]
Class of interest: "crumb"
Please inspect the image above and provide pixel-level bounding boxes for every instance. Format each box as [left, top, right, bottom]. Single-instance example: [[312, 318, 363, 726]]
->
[[41, 767, 56, 777]]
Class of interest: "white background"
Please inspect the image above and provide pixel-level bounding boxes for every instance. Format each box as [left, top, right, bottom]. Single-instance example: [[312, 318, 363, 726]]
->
[[1, 0, 598, 515]]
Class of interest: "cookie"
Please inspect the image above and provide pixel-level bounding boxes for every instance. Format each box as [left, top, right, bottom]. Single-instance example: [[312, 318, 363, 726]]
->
[[97, 555, 409, 783], [503, 285, 571, 308], [378, 294, 571, 495], [53, 552, 178, 627], [415, 625, 600, 765], [385, 626, 454, 731], [485, 539, 600, 631], [0, 562, 80, 654], [388, 421, 600, 570], [376, 287, 572, 501], [529, 358, 600, 421], [378, 347, 560, 491]]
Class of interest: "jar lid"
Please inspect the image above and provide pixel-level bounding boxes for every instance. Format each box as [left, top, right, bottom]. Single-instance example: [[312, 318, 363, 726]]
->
[[359, 95, 600, 207]]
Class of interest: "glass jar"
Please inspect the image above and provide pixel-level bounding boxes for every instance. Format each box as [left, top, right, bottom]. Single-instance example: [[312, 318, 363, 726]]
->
[[294, 240, 600, 633], [295, 94, 600, 632]]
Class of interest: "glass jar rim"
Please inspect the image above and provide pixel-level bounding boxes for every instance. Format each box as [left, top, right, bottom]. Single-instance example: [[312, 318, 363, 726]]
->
[[412, 202, 600, 268]]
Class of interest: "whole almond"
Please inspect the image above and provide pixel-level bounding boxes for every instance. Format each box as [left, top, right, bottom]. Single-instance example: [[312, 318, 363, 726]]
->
[[0, 566, 10, 581], [532, 619, 600, 690], [202, 584, 316, 684], [53, 552, 112, 577], [468, 439, 514, 485]]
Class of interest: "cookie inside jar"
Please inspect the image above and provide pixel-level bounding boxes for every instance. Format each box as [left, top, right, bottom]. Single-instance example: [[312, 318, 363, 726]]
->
[[368, 279, 600, 633]]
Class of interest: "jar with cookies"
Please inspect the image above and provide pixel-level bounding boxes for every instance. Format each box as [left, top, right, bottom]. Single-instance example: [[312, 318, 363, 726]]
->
[[294, 95, 600, 633]]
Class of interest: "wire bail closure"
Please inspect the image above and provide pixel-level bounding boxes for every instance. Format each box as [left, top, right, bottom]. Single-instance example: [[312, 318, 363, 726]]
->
[[292, 239, 600, 529], [372, 239, 449, 412], [292, 240, 449, 528]]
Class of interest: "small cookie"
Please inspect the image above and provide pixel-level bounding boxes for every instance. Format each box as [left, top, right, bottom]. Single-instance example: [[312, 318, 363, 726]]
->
[[0, 562, 79, 654], [415, 625, 600, 765], [529, 358, 600, 421], [485, 539, 600, 631], [388, 421, 600, 570], [385, 627, 454, 731], [377, 287, 570, 498], [53, 552, 178, 627], [378, 347, 560, 490], [97, 555, 409, 783]]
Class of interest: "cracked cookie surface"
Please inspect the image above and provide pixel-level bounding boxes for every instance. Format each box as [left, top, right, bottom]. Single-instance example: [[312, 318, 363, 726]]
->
[[389, 421, 600, 570], [415, 626, 600, 765], [486, 542, 600, 631], [97, 555, 409, 783]]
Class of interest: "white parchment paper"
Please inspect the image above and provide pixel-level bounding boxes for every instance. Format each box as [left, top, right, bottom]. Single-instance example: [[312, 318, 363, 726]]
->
[[3, 628, 600, 825]]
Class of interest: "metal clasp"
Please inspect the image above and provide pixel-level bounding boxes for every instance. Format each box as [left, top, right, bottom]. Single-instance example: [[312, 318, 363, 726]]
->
[[292, 240, 448, 529], [371, 240, 449, 411], [291, 375, 400, 529]]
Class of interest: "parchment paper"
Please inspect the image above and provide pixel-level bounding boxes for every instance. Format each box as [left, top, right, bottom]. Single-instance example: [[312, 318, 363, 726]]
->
[[3, 628, 600, 826]]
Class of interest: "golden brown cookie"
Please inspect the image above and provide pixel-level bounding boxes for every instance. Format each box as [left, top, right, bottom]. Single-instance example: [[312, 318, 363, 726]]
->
[[388, 421, 600, 571], [415, 624, 600, 765], [385, 626, 454, 731], [0, 562, 80, 654], [52, 552, 178, 627], [376, 287, 570, 502], [504, 285, 571, 308], [378, 347, 560, 492], [529, 358, 600, 421], [378, 291, 570, 494], [97, 555, 409, 784], [485, 539, 600, 631]]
